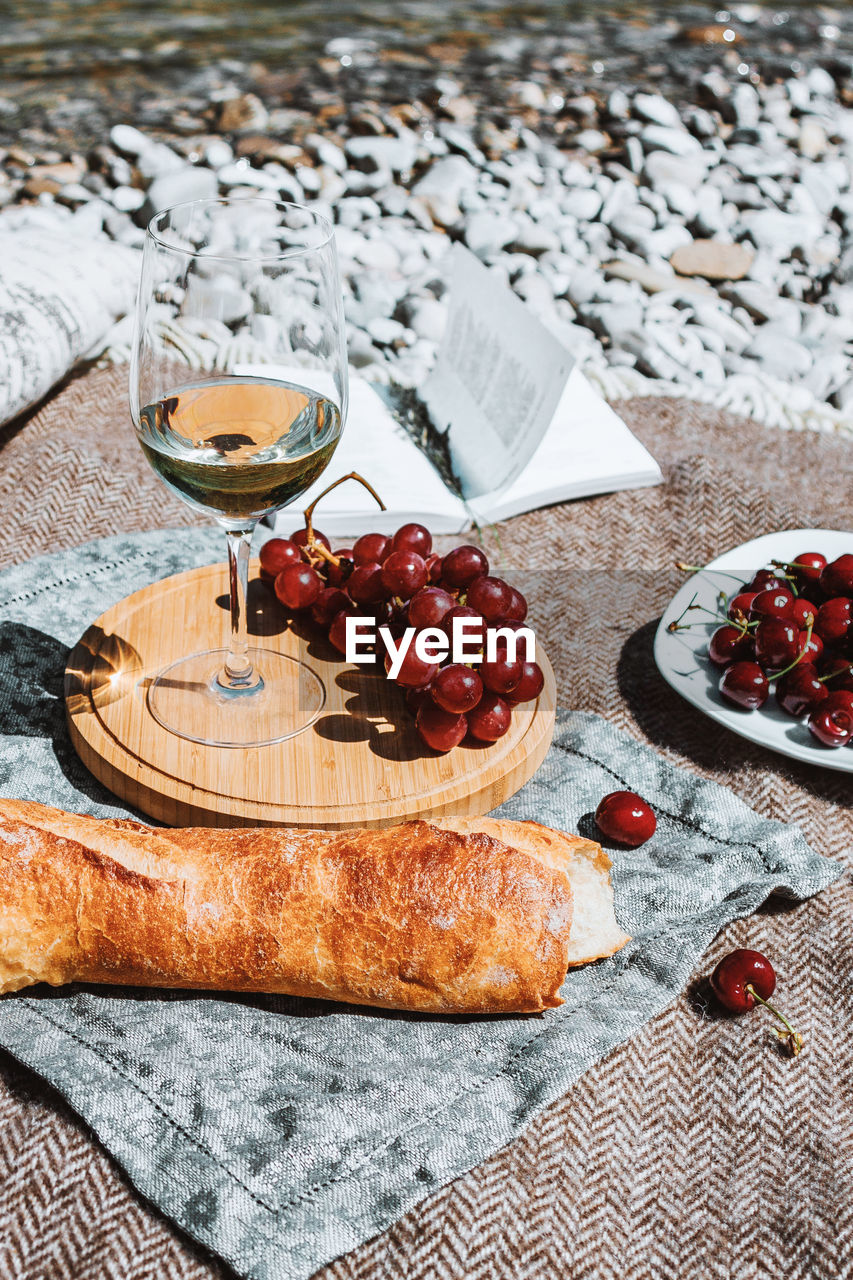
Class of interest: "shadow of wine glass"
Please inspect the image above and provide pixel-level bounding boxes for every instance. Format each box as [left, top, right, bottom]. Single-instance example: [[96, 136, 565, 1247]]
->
[[214, 577, 289, 637]]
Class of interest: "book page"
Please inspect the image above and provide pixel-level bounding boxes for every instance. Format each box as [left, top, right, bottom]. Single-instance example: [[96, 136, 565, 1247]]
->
[[233, 363, 468, 535], [420, 245, 575, 498]]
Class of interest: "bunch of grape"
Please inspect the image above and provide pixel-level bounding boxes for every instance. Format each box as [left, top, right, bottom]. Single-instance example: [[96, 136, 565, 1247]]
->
[[259, 522, 544, 753], [704, 550, 853, 747]]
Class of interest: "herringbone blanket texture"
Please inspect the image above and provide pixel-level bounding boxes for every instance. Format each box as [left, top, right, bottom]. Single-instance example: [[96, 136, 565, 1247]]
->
[[0, 367, 851, 1280]]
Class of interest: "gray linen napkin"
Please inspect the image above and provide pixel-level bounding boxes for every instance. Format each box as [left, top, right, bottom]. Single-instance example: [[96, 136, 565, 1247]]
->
[[0, 531, 842, 1280]]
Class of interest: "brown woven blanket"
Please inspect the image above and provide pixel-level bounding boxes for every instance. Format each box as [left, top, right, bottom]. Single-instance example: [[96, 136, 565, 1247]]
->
[[1, 368, 851, 1280]]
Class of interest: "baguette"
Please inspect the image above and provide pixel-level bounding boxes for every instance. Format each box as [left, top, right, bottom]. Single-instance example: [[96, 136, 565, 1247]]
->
[[0, 800, 628, 1014]]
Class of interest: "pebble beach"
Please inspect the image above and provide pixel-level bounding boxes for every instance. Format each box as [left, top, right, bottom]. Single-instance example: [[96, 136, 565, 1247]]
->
[[4, 1, 853, 432]]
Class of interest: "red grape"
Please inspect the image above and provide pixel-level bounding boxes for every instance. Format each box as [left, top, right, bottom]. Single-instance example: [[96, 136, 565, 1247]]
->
[[274, 563, 322, 610], [326, 550, 354, 587], [407, 586, 455, 629], [329, 608, 359, 654], [442, 545, 489, 588], [348, 562, 388, 605], [425, 552, 443, 583], [507, 660, 544, 704], [353, 532, 392, 565], [441, 605, 485, 651], [479, 652, 522, 695], [466, 575, 513, 623], [431, 663, 483, 714], [502, 585, 528, 623], [416, 703, 467, 752], [381, 549, 428, 598], [384, 647, 438, 688], [467, 693, 511, 742], [311, 587, 352, 628], [259, 537, 301, 581], [289, 527, 330, 553], [392, 522, 432, 557]]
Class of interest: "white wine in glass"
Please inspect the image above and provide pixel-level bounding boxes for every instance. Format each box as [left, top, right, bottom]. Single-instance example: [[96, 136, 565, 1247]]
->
[[129, 198, 348, 748]]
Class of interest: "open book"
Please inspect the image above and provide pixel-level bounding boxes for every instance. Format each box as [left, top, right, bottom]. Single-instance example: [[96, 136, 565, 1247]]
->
[[247, 246, 661, 536]]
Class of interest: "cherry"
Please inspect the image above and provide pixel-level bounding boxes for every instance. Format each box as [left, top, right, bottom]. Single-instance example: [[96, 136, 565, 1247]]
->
[[352, 532, 391, 566], [347, 562, 388, 605], [710, 948, 803, 1055], [441, 544, 489, 588], [381, 549, 428, 598], [808, 704, 853, 747], [790, 598, 818, 629], [467, 693, 511, 742], [466, 575, 513, 623], [789, 551, 826, 590], [594, 791, 656, 847], [749, 570, 786, 593], [798, 630, 823, 665], [719, 661, 769, 710], [274, 563, 323, 610], [814, 597, 852, 647], [754, 617, 800, 670], [819, 554, 853, 598], [824, 689, 853, 716], [311, 586, 351, 628], [431, 663, 483, 714], [384, 647, 438, 689], [259, 537, 302, 581], [407, 586, 455, 629], [710, 948, 775, 1011], [749, 587, 795, 621], [776, 664, 827, 718], [506, 660, 545, 704], [392, 522, 432, 558], [728, 591, 757, 622], [416, 703, 467, 753], [289, 526, 331, 554], [709, 624, 751, 667]]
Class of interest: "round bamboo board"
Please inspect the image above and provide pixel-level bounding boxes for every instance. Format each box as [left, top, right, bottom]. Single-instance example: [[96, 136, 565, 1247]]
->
[[65, 561, 556, 828]]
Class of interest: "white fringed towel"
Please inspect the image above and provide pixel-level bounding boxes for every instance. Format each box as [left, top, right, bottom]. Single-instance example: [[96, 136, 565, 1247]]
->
[[0, 229, 140, 425]]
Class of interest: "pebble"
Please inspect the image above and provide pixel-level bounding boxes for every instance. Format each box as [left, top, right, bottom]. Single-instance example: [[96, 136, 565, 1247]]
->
[[670, 240, 754, 281], [8, 27, 853, 431], [144, 165, 218, 216]]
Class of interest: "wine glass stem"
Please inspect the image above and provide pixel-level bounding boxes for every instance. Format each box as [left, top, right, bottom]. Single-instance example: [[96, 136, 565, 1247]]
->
[[219, 527, 261, 692]]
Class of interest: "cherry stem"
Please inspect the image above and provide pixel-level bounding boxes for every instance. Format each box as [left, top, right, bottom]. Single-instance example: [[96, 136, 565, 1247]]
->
[[302, 471, 387, 563], [818, 662, 853, 685], [675, 562, 706, 574], [745, 984, 804, 1057], [768, 621, 813, 683]]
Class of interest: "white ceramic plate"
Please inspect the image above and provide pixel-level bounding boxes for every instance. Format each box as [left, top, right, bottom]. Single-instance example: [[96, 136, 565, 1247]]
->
[[653, 528, 853, 773]]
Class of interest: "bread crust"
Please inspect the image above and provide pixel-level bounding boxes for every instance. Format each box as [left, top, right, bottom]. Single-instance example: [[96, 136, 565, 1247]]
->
[[0, 800, 621, 1014]]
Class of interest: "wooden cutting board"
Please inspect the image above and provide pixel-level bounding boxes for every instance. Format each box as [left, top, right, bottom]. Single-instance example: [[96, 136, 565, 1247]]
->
[[65, 561, 556, 828]]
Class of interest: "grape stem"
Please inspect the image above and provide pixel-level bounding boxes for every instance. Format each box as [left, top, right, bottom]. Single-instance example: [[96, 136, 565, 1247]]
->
[[302, 471, 387, 563], [745, 984, 804, 1057]]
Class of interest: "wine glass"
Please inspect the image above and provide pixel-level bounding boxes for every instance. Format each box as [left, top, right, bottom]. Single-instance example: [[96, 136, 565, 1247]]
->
[[129, 197, 347, 748]]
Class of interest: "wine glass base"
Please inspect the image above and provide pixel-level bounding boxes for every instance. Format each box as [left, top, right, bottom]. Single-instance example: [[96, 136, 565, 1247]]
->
[[146, 648, 326, 748]]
